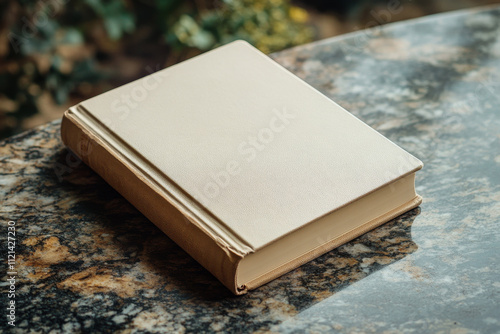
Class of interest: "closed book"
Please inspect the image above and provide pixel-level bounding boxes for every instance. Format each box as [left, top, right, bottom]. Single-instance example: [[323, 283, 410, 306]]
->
[[60, 40, 423, 295]]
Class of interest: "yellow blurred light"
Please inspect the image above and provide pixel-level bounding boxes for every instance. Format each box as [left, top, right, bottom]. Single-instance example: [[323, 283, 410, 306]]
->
[[289, 6, 309, 23]]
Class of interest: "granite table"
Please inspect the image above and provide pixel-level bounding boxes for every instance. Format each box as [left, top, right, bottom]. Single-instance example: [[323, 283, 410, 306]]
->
[[2, 5, 500, 333]]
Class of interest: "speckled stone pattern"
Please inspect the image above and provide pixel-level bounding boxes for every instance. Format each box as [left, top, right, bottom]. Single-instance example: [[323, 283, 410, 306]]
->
[[1, 6, 500, 333]]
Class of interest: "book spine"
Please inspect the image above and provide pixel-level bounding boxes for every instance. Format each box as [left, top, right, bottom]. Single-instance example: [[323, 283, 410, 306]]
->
[[60, 113, 247, 295]]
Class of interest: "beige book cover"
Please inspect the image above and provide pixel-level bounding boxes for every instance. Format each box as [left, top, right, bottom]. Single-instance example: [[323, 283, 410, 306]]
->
[[61, 40, 423, 294]]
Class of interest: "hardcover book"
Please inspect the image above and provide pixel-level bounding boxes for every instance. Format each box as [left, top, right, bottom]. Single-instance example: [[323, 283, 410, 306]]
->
[[61, 40, 423, 295]]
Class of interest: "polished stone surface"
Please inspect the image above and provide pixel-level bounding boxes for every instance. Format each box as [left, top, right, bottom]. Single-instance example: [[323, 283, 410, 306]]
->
[[1, 6, 500, 333]]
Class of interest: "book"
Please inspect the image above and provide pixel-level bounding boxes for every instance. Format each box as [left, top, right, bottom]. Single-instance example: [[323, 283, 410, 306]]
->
[[61, 40, 423, 295]]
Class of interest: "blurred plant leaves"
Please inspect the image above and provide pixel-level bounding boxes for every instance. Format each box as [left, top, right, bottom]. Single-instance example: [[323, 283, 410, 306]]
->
[[85, 0, 136, 40], [0, 0, 313, 139], [61, 28, 85, 44]]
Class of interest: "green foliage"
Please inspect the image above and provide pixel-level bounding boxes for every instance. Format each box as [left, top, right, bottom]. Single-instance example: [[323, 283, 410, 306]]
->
[[170, 0, 314, 53], [0, 0, 313, 139], [84, 0, 135, 40]]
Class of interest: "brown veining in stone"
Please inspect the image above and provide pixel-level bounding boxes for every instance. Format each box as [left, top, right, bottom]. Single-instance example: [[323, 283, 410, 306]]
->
[[1, 6, 500, 333]]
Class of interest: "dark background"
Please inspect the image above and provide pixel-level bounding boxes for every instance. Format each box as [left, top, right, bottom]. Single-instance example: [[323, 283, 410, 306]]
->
[[1, 0, 499, 139]]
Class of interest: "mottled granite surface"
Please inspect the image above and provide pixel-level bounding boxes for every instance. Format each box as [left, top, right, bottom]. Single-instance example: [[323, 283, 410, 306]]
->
[[1, 6, 500, 333]]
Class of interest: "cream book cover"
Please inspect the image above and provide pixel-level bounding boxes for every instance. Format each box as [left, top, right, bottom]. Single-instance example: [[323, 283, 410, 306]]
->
[[61, 40, 422, 294]]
